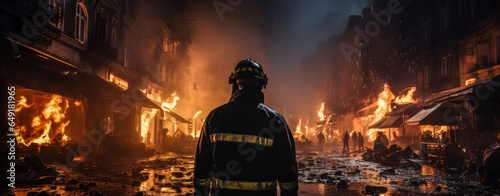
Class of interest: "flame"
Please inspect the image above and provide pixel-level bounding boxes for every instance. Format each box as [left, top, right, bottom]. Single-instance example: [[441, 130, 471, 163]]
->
[[74, 101, 81, 106], [16, 95, 72, 146], [30, 122, 52, 144], [16, 96, 31, 112], [364, 84, 395, 141], [193, 110, 202, 119], [161, 92, 180, 111], [42, 95, 65, 123], [318, 102, 325, 121], [395, 87, 416, 104], [140, 108, 158, 143], [295, 118, 302, 135], [374, 84, 395, 120], [72, 156, 85, 162]]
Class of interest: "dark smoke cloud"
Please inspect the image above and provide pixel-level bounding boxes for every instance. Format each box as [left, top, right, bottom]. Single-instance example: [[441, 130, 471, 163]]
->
[[153, 0, 369, 119]]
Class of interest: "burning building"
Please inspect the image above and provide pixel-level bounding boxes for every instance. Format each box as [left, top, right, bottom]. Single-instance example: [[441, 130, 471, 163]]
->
[[0, 0, 192, 163]]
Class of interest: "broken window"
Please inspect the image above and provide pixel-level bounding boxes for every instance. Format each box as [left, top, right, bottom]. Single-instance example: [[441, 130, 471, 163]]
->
[[48, 0, 64, 29]]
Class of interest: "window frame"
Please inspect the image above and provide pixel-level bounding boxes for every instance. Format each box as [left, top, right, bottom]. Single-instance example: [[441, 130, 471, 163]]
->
[[48, 0, 64, 30], [75, 1, 88, 43]]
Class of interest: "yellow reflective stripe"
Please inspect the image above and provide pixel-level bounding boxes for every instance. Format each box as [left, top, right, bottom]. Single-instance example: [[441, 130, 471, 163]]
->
[[241, 67, 247, 71], [210, 133, 273, 147], [212, 178, 277, 191], [194, 177, 210, 186], [278, 180, 298, 190]]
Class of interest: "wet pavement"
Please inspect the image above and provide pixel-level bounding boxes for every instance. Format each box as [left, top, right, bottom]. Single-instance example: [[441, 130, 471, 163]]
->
[[6, 145, 500, 195]]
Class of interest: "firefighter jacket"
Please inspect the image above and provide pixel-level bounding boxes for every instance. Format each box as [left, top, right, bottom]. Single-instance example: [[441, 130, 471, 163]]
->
[[193, 89, 298, 196]]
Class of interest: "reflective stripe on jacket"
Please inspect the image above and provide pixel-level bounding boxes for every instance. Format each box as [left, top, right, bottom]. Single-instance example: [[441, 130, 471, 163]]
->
[[193, 89, 298, 196]]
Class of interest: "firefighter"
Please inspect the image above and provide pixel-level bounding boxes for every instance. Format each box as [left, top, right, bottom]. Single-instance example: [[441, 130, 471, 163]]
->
[[342, 131, 350, 155], [317, 132, 326, 153], [193, 58, 298, 196]]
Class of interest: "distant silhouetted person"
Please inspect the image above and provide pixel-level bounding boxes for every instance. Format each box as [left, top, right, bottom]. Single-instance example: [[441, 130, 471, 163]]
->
[[380, 132, 389, 147], [343, 131, 350, 155], [441, 131, 449, 143], [392, 131, 397, 140], [317, 132, 325, 153], [374, 132, 384, 150], [358, 132, 364, 152]]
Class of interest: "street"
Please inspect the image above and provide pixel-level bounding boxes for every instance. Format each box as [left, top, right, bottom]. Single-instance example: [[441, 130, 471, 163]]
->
[[6, 143, 496, 196]]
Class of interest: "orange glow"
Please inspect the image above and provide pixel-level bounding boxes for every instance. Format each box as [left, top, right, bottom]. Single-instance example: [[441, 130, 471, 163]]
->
[[108, 74, 128, 90], [193, 110, 202, 119], [15, 95, 72, 146], [295, 118, 302, 135], [161, 92, 180, 112], [318, 102, 325, 121], [140, 108, 158, 143], [15, 96, 31, 112], [465, 78, 476, 85], [72, 156, 85, 162], [363, 84, 395, 141], [395, 87, 416, 104]]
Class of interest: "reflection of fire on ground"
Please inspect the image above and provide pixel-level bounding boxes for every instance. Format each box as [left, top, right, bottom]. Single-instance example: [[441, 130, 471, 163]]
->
[[15, 88, 84, 147]]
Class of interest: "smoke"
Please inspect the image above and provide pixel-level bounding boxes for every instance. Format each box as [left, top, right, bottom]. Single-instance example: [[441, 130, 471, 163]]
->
[[158, 1, 369, 121]]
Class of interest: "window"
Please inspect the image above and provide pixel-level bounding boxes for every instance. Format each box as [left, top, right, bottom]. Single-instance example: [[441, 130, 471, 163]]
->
[[477, 39, 491, 67], [164, 42, 174, 53], [48, 0, 64, 29], [440, 55, 451, 78], [471, 0, 477, 20], [126, 0, 134, 19], [420, 22, 430, 44], [424, 66, 430, 86], [96, 15, 107, 41], [111, 24, 118, 47], [75, 2, 87, 43], [438, 6, 450, 33], [124, 48, 129, 68]]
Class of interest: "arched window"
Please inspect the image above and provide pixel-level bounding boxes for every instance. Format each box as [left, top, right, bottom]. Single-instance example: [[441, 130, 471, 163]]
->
[[75, 2, 87, 43]]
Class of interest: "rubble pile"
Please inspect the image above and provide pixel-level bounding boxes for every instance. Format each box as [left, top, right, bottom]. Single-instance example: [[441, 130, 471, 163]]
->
[[13, 153, 59, 186], [362, 144, 420, 168]]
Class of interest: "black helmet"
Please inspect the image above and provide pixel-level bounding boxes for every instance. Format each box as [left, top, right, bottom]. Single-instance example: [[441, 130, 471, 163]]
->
[[229, 58, 268, 87]]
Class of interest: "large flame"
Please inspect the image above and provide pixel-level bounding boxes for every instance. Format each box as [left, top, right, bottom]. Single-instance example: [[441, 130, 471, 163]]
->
[[15, 95, 73, 146], [364, 84, 395, 141], [140, 108, 158, 143], [318, 102, 325, 121], [395, 87, 416, 104]]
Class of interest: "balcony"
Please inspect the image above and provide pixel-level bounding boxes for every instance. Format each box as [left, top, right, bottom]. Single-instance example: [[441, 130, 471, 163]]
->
[[85, 39, 118, 67]]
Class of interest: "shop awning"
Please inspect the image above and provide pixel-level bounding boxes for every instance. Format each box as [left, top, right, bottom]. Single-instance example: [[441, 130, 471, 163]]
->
[[137, 92, 189, 123], [138, 94, 166, 118], [369, 115, 402, 129], [163, 109, 190, 123], [405, 103, 461, 126]]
